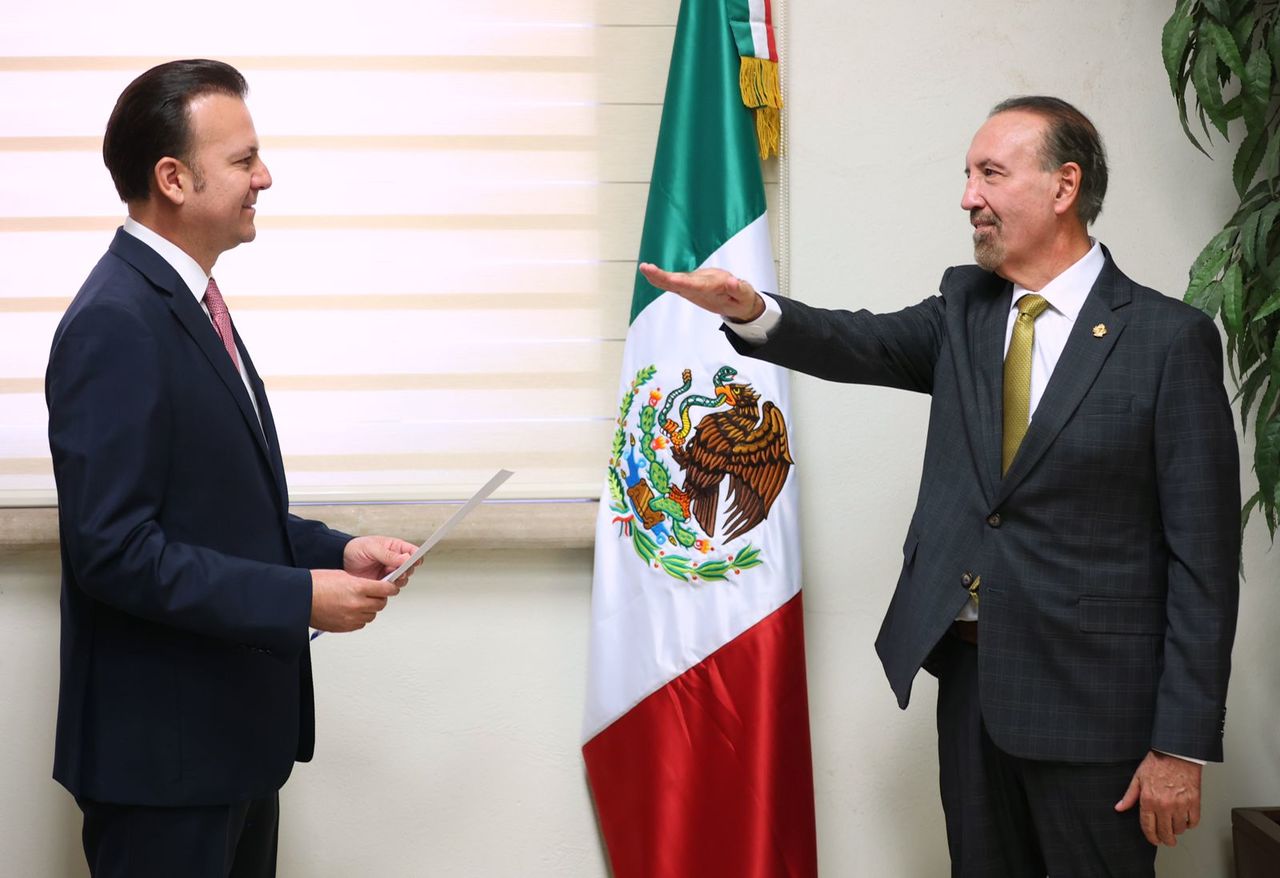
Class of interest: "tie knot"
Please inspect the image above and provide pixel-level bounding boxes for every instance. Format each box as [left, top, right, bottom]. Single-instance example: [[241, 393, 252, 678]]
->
[[1016, 293, 1049, 321]]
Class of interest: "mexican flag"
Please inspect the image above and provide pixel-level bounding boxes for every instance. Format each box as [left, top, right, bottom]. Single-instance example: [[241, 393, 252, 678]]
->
[[581, 1, 817, 876]]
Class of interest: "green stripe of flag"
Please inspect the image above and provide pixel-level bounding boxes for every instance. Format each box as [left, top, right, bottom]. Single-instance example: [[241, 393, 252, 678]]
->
[[629, 0, 770, 324]]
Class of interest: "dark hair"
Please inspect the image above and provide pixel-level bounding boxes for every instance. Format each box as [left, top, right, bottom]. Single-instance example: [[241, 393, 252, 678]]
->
[[102, 59, 248, 202], [989, 95, 1108, 226]]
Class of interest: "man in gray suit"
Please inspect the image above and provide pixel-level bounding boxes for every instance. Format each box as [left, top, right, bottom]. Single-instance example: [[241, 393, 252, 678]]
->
[[639, 96, 1239, 876]]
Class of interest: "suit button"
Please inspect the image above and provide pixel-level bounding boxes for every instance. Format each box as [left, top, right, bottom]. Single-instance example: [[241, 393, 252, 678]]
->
[[987, 513, 1002, 528], [961, 572, 974, 587]]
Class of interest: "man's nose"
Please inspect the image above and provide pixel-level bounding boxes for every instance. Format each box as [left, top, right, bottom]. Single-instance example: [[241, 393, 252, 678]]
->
[[960, 177, 983, 211], [254, 161, 272, 191]]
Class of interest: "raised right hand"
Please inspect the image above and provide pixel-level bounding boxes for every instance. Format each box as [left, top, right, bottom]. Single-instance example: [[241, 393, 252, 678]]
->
[[309, 568, 401, 633], [638, 263, 765, 323]]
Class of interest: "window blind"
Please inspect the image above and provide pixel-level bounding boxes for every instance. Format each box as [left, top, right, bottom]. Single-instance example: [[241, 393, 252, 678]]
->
[[0, 0, 779, 504]]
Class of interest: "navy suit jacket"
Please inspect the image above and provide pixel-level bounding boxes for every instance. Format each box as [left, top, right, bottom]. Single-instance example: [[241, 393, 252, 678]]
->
[[727, 252, 1240, 763], [46, 229, 351, 806]]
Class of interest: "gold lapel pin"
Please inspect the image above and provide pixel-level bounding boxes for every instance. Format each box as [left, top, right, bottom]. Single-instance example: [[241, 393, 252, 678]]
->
[[1092, 323, 1107, 338]]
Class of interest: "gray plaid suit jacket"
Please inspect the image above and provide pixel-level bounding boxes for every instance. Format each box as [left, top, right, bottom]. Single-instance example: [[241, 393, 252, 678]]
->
[[725, 251, 1240, 763]]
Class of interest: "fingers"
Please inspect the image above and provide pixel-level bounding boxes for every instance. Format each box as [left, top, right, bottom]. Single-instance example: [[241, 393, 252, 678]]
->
[[1139, 807, 1160, 846], [311, 567, 406, 633], [1122, 752, 1202, 847], [1156, 809, 1178, 846], [638, 262, 680, 290], [1114, 775, 1140, 812]]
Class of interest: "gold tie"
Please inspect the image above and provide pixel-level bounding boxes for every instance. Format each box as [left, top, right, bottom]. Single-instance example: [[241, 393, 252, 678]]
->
[[1002, 293, 1050, 474]]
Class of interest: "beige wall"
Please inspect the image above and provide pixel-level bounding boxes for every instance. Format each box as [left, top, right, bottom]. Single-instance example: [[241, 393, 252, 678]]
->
[[785, 1, 1279, 876], [1, 1, 1276, 876]]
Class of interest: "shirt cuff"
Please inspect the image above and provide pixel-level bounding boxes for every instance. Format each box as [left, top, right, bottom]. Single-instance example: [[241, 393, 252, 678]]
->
[[1154, 749, 1207, 766], [722, 293, 781, 344]]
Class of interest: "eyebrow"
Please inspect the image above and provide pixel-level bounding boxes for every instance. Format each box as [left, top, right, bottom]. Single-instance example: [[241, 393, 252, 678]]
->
[[964, 160, 1006, 175]]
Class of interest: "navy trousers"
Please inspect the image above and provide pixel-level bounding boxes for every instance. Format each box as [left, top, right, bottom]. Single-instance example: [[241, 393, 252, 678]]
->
[[78, 793, 279, 878], [931, 631, 1156, 878]]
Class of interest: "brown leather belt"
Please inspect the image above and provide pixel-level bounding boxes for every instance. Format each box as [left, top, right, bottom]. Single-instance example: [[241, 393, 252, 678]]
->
[[951, 620, 978, 645]]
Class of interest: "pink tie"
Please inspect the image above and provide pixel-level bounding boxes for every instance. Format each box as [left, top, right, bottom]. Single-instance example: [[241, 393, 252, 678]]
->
[[203, 277, 240, 371]]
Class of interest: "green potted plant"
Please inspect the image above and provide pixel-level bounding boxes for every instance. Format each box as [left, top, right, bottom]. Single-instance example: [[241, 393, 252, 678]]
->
[[1162, 4, 1279, 876], [1162, 0, 1280, 538]]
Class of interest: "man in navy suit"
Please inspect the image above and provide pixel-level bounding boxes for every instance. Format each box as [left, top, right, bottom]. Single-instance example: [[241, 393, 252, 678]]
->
[[639, 97, 1239, 876], [46, 59, 421, 878]]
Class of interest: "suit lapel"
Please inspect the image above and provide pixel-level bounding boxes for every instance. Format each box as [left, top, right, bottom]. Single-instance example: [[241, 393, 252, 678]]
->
[[974, 281, 1012, 499], [239, 336, 290, 508], [995, 256, 1131, 506], [109, 230, 278, 487]]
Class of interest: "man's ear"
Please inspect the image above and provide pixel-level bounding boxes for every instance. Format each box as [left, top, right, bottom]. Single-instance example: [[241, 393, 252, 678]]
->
[[1052, 162, 1082, 217], [153, 156, 188, 206]]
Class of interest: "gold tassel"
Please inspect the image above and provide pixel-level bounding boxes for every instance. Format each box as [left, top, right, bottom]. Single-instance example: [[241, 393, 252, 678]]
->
[[739, 56, 782, 159], [754, 106, 780, 160]]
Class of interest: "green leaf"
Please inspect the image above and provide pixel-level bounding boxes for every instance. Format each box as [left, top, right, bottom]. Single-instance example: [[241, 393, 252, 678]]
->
[[1241, 208, 1264, 270], [1244, 319, 1264, 368], [1262, 131, 1280, 186], [1238, 365, 1269, 427], [659, 554, 692, 582], [1223, 263, 1245, 335], [1186, 248, 1232, 314], [1228, 2, 1255, 51], [1233, 126, 1268, 197], [693, 560, 730, 581], [1200, 0, 1230, 24], [732, 544, 763, 570], [1176, 90, 1212, 156], [1254, 289, 1280, 323], [1203, 18, 1247, 81], [1162, 2, 1198, 94], [1254, 202, 1280, 266], [1255, 415, 1280, 528], [1222, 265, 1246, 341], [632, 528, 658, 563], [1241, 488, 1263, 540], [1257, 380, 1280, 434], [1270, 18, 1280, 75], [1230, 180, 1275, 223], [1241, 46, 1272, 134], [1190, 225, 1238, 277], [1219, 94, 1244, 122], [1192, 41, 1229, 139], [1272, 324, 1280, 383]]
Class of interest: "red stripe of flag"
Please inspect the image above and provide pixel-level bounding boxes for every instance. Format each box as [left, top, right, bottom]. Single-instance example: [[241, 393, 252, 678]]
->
[[583, 592, 817, 878]]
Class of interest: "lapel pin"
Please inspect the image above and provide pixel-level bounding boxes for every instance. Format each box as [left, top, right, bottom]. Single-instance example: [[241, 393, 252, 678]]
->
[[1092, 323, 1107, 338]]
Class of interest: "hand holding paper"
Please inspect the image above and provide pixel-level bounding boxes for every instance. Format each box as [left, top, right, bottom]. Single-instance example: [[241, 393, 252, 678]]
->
[[310, 469, 514, 640], [344, 535, 421, 585]]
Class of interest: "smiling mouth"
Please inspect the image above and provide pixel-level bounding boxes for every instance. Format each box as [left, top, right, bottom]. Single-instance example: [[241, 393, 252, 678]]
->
[[970, 210, 999, 232]]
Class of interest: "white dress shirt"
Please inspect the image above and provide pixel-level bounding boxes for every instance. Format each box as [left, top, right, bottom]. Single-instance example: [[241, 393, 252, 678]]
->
[[1001, 240, 1104, 423], [121, 218, 264, 432]]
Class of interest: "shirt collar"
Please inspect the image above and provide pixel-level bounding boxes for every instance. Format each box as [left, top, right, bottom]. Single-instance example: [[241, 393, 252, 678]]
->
[[122, 217, 211, 307], [1010, 238, 1104, 322]]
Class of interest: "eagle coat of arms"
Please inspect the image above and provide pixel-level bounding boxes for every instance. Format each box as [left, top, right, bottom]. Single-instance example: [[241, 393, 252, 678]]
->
[[607, 364, 795, 582]]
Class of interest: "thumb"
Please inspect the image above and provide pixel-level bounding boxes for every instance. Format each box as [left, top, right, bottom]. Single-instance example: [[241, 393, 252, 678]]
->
[[365, 540, 410, 567], [1115, 774, 1141, 812]]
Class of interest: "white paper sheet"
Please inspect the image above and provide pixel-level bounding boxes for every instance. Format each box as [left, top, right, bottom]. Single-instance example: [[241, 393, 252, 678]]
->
[[310, 468, 514, 641]]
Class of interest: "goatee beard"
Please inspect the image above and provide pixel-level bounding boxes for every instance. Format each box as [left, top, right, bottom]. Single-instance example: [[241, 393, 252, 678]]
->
[[974, 234, 1003, 271], [971, 211, 1003, 271]]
